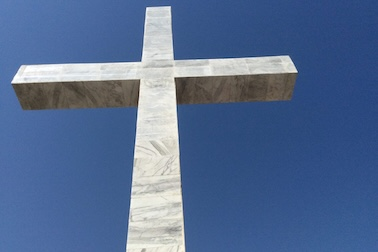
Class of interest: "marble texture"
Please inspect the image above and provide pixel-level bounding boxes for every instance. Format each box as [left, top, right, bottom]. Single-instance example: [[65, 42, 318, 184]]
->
[[12, 57, 296, 109], [12, 11, 297, 110], [127, 7, 185, 252], [11, 6, 298, 252], [127, 246, 184, 252], [131, 174, 182, 197], [12, 62, 141, 109], [174, 56, 297, 103]]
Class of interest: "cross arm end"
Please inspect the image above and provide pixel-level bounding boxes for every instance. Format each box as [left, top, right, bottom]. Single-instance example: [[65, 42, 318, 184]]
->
[[12, 63, 141, 110], [174, 55, 298, 105]]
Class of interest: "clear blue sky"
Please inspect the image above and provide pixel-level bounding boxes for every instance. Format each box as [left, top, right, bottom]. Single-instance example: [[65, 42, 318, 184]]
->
[[1, 1, 377, 251]]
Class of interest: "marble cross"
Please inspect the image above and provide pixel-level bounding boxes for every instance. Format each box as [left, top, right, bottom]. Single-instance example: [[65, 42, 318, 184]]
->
[[12, 6, 297, 252]]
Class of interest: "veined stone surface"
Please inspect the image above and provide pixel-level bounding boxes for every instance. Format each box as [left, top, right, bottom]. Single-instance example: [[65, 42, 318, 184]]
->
[[12, 56, 296, 109], [12, 11, 297, 110], [11, 6, 298, 252], [127, 7, 185, 251]]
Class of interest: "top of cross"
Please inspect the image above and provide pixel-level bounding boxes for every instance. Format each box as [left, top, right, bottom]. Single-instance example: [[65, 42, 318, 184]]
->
[[12, 6, 297, 110]]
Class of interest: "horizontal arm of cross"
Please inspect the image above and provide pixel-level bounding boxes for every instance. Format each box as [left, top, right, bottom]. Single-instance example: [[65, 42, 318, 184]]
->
[[12, 55, 297, 110], [12, 62, 141, 109], [175, 56, 296, 104]]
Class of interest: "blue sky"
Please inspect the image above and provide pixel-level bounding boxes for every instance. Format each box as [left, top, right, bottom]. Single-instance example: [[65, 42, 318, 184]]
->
[[1, 0, 377, 251]]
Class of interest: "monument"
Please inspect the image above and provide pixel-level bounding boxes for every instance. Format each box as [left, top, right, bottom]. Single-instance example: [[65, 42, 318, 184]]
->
[[12, 6, 297, 252]]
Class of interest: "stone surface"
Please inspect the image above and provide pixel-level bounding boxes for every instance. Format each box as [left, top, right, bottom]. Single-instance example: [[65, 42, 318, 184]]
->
[[11, 6, 298, 252], [127, 7, 185, 252], [12, 13, 297, 110], [12, 63, 141, 109], [12, 56, 296, 109]]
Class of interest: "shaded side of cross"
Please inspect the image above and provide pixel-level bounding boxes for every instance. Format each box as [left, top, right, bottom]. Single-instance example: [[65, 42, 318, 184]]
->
[[12, 6, 297, 252]]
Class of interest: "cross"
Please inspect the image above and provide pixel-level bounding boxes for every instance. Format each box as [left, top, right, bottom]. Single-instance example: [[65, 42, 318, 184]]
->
[[12, 6, 297, 252]]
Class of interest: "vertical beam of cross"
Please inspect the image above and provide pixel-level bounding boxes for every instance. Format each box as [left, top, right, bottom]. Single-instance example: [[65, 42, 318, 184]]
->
[[126, 7, 185, 252]]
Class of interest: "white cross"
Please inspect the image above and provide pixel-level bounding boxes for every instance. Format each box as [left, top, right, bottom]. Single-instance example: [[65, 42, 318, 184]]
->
[[12, 6, 297, 252]]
